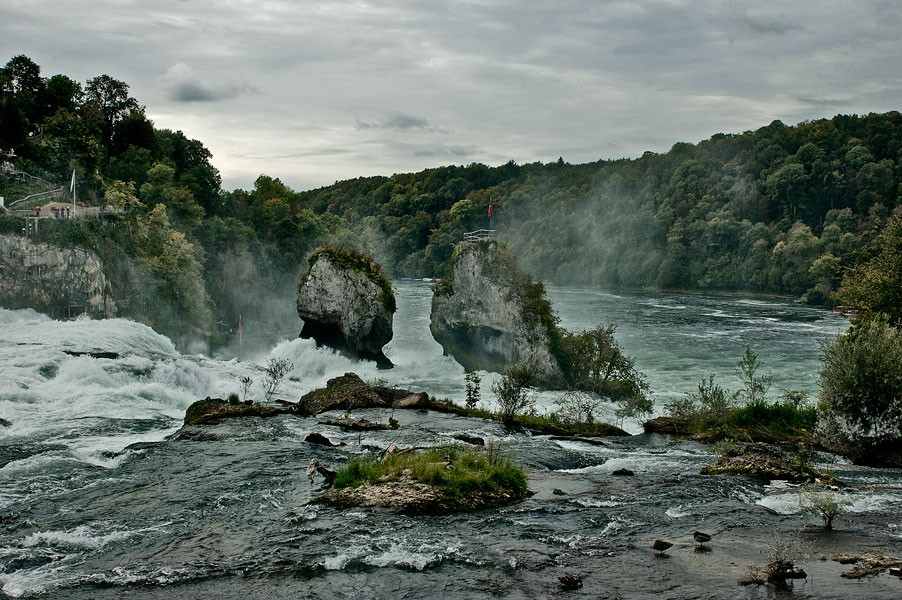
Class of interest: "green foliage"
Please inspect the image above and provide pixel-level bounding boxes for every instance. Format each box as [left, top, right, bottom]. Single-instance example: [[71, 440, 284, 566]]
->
[[818, 314, 902, 445], [331, 447, 528, 508], [725, 402, 816, 438], [227, 392, 240, 405], [835, 208, 902, 325], [558, 324, 649, 401], [666, 351, 815, 441], [304, 246, 396, 313], [491, 362, 537, 424]]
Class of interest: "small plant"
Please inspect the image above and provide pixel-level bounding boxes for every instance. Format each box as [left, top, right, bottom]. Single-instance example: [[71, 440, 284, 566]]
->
[[227, 392, 240, 405], [735, 346, 772, 406], [665, 395, 699, 422], [740, 527, 810, 586], [798, 484, 853, 529], [707, 437, 743, 459], [695, 374, 733, 418], [782, 389, 810, 410], [464, 369, 482, 410], [239, 375, 253, 402], [492, 362, 536, 424], [262, 358, 293, 402]]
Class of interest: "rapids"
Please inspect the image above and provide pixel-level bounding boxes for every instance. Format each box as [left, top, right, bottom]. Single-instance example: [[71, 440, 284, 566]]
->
[[1, 282, 900, 599]]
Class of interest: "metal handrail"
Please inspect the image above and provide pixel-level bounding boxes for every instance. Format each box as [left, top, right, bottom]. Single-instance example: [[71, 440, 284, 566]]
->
[[7, 187, 67, 208], [462, 229, 497, 242]]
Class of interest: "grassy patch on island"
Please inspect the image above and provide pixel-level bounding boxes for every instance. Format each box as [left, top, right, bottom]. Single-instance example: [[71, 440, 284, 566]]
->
[[333, 446, 528, 509]]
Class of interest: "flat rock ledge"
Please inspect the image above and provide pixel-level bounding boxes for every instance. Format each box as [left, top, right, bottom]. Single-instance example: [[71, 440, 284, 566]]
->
[[700, 442, 819, 482], [295, 372, 456, 416], [183, 398, 288, 426], [182, 373, 460, 427], [313, 472, 525, 515]]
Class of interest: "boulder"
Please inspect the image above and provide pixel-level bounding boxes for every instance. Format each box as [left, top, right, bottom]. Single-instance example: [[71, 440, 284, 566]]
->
[[183, 398, 288, 426], [296, 372, 387, 415], [297, 248, 395, 367], [305, 432, 338, 446], [430, 241, 565, 387]]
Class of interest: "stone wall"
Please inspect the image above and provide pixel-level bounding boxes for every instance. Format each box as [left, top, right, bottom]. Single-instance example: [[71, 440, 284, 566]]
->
[[0, 234, 116, 318]]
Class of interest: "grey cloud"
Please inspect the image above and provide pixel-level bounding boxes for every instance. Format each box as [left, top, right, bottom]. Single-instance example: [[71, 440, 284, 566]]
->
[[736, 14, 797, 35], [356, 113, 449, 133], [413, 144, 479, 158]]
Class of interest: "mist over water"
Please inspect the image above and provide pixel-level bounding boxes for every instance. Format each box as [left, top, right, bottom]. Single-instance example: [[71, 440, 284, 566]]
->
[[2, 283, 895, 600]]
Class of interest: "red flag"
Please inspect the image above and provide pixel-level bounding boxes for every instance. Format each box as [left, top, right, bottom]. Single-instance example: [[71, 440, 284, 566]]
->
[[488, 198, 493, 217]]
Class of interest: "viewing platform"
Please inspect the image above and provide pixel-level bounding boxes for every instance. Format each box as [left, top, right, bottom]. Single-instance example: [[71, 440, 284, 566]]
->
[[462, 229, 497, 243]]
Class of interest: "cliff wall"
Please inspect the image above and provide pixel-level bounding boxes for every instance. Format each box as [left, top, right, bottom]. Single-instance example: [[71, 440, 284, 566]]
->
[[0, 234, 116, 318]]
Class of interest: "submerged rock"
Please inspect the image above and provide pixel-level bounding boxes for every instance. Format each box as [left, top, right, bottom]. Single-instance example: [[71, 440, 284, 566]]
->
[[297, 247, 395, 367], [430, 240, 565, 387]]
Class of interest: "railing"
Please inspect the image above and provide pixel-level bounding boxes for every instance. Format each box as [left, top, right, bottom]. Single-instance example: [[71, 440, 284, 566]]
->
[[7, 187, 67, 208], [462, 229, 497, 243], [1, 161, 59, 191]]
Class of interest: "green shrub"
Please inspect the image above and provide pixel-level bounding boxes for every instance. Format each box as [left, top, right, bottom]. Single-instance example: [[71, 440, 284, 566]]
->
[[227, 393, 240, 405], [798, 484, 853, 529], [818, 314, 902, 447]]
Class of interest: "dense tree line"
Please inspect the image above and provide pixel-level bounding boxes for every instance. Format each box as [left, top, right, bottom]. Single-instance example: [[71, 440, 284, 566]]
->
[[2, 54, 900, 343]]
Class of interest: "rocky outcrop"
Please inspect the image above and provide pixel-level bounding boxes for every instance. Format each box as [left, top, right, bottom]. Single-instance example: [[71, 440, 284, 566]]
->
[[295, 372, 454, 416], [700, 442, 819, 482], [0, 234, 116, 318], [297, 248, 395, 367], [183, 398, 289, 426], [430, 241, 564, 387]]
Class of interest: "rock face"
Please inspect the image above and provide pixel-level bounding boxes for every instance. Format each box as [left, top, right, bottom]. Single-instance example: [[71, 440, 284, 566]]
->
[[0, 234, 116, 318], [430, 241, 564, 387], [297, 249, 395, 367]]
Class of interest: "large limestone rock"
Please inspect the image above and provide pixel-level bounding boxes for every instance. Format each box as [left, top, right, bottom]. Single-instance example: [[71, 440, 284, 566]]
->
[[0, 234, 116, 318], [430, 240, 564, 387], [297, 248, 395, 367]]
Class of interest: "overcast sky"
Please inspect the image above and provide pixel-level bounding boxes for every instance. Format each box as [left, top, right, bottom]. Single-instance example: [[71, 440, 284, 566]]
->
[[2, 0, 900, 191]]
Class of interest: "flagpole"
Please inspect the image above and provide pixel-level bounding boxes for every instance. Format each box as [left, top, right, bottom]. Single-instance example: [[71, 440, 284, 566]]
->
[[239, 314, 243, 360], [70, 169, 76, 217]]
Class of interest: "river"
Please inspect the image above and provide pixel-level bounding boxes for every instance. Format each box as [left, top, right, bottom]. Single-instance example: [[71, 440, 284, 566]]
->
[[1, 282, 900, 598]]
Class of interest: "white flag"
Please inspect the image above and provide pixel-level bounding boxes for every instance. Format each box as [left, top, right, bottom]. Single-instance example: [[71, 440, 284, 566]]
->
[[70, 169, 76, 192]]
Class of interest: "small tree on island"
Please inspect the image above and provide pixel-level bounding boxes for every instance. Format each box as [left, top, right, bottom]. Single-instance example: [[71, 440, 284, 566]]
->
[[464, 369, 482, 410], [492, 362, 536, 424]]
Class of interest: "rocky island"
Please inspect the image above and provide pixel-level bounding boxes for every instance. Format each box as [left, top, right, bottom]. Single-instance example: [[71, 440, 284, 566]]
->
[[297, 247, 396, 367], [430, 240, 565, 387]]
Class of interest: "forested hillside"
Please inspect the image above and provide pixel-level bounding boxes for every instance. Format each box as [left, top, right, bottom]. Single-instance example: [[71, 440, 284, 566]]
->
[[1, 54, 900, 343]]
